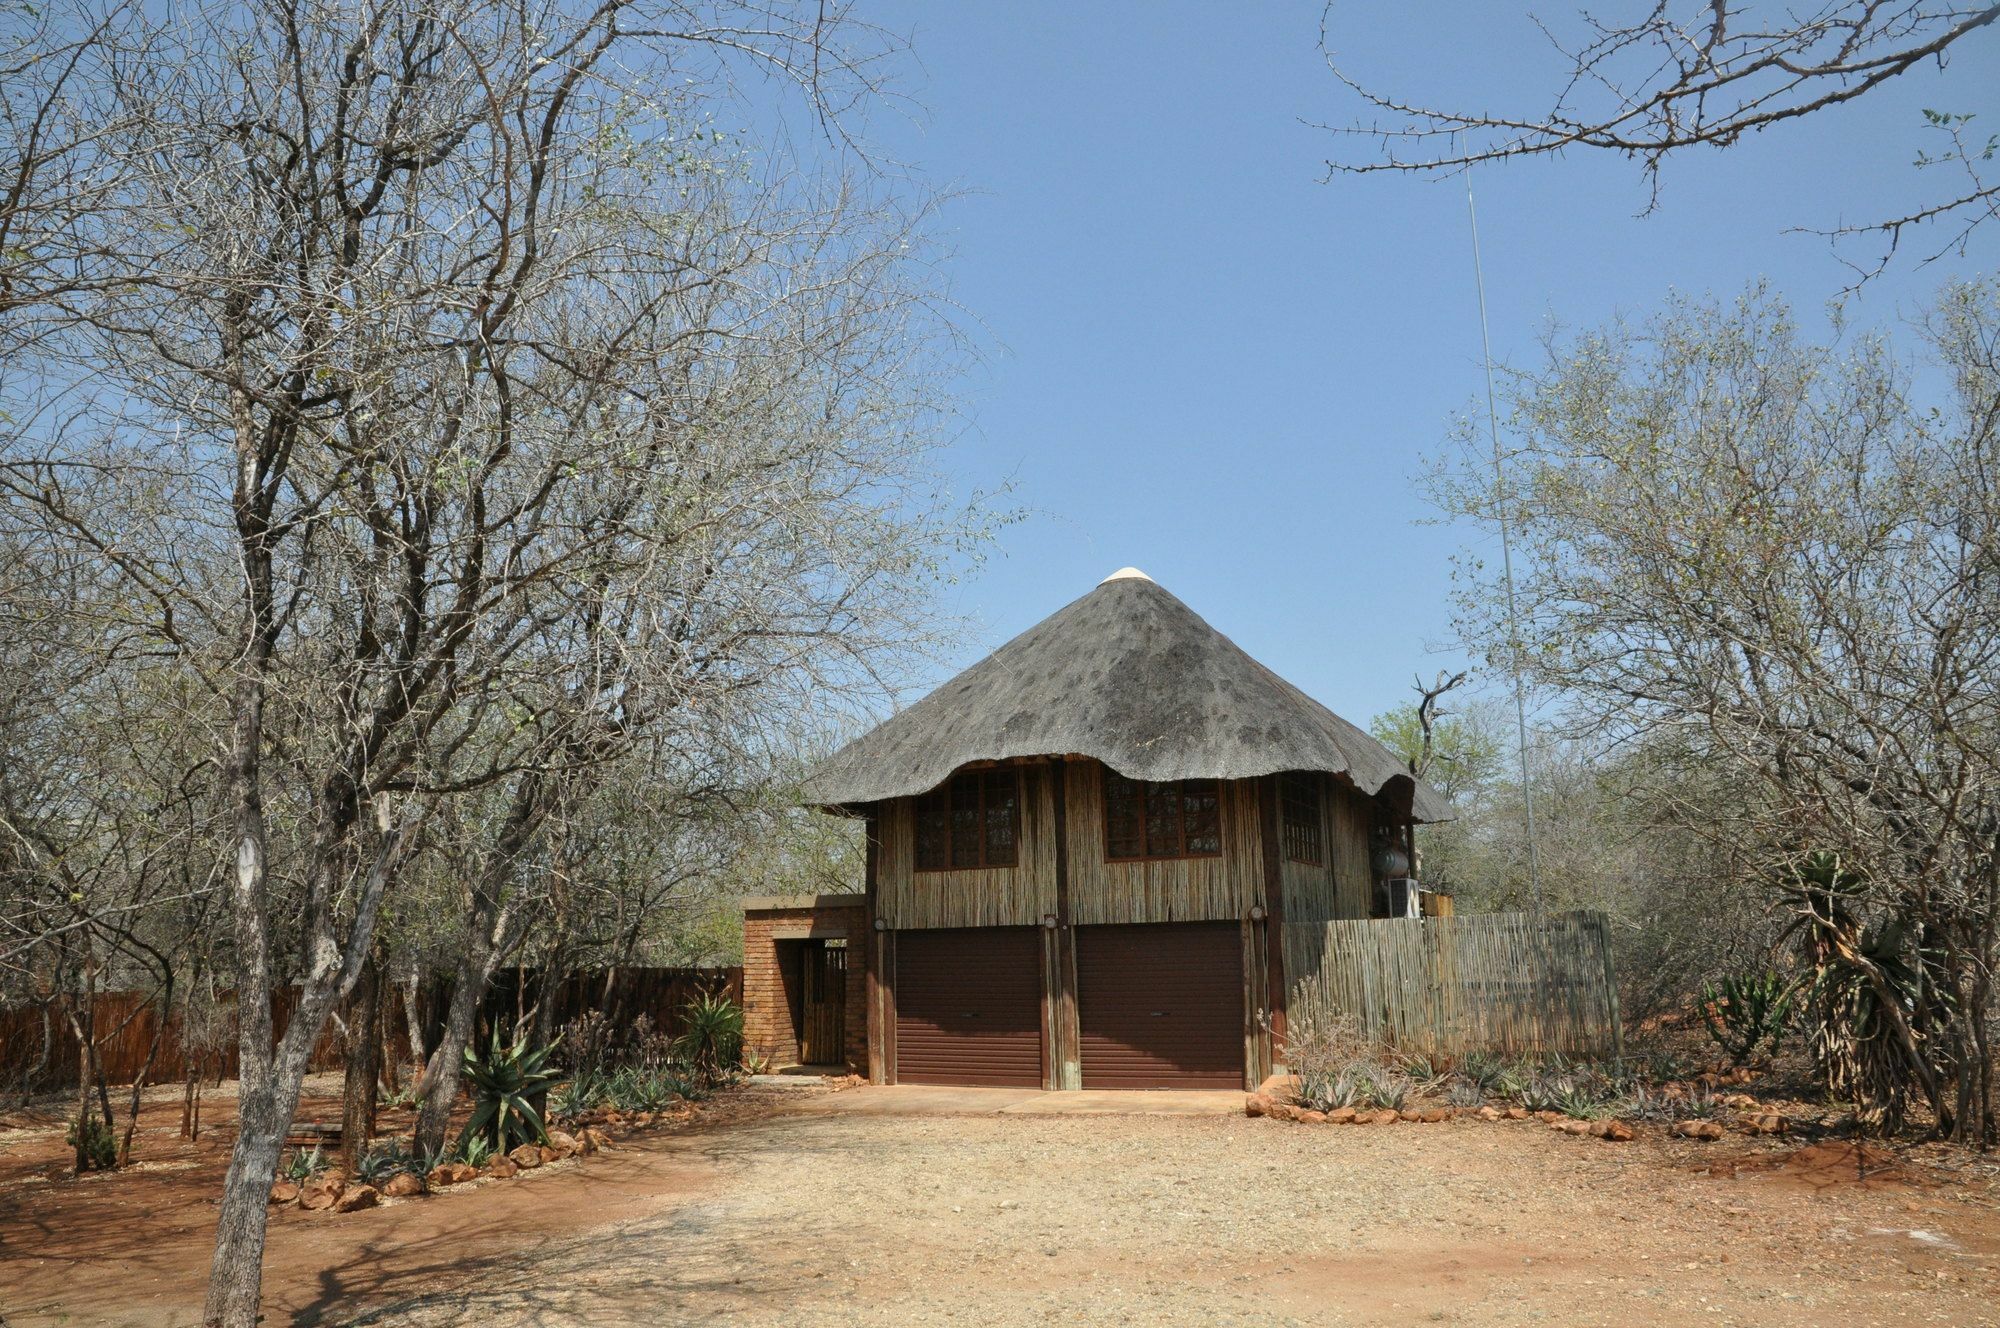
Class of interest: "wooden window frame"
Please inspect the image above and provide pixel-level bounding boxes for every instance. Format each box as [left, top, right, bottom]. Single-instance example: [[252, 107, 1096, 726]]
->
[[1101, 767, 1224, 863], [1280, 772, 1324, 866], [913, 768, 1021, 872]]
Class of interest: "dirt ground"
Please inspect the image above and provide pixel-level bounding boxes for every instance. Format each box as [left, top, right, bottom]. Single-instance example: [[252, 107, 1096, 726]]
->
[[4, 1079, 2000, 1327]]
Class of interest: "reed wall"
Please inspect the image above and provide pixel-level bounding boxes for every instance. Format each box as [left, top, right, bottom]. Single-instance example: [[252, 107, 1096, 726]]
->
[[876, 763, 1060, 929], [1288, 911, 1622, 1059], [1063, 759, 1262, 925]]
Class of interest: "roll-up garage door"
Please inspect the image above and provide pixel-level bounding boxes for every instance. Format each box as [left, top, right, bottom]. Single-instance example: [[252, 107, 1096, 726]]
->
[[1077, 922, 1243, 1089], [894, 927, 1042, 1087]]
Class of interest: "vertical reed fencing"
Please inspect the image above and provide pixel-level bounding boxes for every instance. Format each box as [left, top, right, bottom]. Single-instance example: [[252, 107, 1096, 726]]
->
[[1290, 911, 1622, 1059], [0, 965, 743, 1094]]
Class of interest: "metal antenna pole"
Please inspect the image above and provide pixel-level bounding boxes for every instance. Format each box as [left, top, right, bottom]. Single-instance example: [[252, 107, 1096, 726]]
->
[[1462, 154, 1543, 914]]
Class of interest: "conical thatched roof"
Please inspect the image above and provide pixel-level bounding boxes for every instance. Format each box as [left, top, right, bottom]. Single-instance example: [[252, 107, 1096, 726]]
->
[[807, 570, 1450, 822]]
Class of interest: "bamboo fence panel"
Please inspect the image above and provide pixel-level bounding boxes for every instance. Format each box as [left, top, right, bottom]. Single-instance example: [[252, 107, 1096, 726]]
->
[[1289, 911, 1621, 1059]]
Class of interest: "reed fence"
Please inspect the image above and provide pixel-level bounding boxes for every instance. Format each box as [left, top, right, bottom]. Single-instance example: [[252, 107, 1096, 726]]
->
[[1290, 911, 1622, 1059], [1, 964, 742, 1094]]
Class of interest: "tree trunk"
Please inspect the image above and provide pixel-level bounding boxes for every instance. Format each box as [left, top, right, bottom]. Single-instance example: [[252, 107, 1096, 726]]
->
[[339, 955, 381, 1172], [412, 781, 545, 1160], [401, 970, 426, 1074], [120, 975, 173, 1167]]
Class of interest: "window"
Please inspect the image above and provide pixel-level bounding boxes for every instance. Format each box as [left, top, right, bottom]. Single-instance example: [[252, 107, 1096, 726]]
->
[[1281, 773, 1323, 865], [914, 769, 1019, 871], [1103, 768, 1222, 861]]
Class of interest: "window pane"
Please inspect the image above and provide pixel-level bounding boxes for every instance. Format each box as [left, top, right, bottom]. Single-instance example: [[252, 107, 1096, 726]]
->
[[1182, 781, 1221, 855], [1104, 769, 1144, 859], [1144, 780, 1180, 858], [983, 771, 1018, 866], [950, 775, 981, 868], [915, 790, 947, 871]]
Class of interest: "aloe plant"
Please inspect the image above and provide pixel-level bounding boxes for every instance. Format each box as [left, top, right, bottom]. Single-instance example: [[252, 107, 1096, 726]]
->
[[458, 1031, 563, 1157], [1700, 971, 1795, 1067], [672, 992, 744, 1085]]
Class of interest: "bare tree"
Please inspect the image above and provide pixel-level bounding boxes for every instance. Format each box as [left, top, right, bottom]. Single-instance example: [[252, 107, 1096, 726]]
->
[[1428, 280, 2000, 1143], [1, 3, 977, 1324], [1318, 2, 2000, 277]]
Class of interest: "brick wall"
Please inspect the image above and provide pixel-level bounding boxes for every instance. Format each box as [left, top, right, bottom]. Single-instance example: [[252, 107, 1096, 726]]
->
[[741, 894, 868, 1073]]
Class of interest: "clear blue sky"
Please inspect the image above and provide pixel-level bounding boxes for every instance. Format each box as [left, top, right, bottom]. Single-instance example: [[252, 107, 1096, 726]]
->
[[843, 3, 1998, 728]]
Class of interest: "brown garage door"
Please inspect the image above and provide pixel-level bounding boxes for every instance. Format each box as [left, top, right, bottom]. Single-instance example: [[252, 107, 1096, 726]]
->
[[894, 927, 1042, 1087], [1077, 922, 1243, 1089]]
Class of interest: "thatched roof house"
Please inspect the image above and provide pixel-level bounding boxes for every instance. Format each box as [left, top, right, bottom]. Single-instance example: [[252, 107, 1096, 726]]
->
[[744, 570, 1446, 1091]]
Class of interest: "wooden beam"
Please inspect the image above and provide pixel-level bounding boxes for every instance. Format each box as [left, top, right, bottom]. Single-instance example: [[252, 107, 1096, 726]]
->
[[1049, 759, 1080, 1089], [1258, 775, 1288, 1058], [863, 807, 891, 1085]]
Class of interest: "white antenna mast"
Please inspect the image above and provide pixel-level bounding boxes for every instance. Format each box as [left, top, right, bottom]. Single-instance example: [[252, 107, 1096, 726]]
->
[[1462, 147, 1543, 914]]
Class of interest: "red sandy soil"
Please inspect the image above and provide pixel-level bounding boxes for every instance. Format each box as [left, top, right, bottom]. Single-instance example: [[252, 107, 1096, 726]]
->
[[0, 1073, 809, 1326], [3, 1077, 1999, 1327]]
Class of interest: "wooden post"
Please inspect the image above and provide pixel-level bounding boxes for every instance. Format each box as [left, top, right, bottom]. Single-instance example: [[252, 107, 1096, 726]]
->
[[1257, 775, 1287, 1074], [1044, 760, 1080, 1090], [863, 807, 890, 1085]]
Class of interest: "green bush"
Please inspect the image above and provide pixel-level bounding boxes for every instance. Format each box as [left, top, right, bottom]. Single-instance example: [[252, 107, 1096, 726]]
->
[[68, 1112, 116, 1170], [458, 1030, 562, 1157]]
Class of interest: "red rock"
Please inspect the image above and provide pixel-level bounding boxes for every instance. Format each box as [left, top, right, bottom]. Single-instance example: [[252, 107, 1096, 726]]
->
[[1298, 1110, 1327, 1124], [485, 1156, 519, 1178], [333, 1184, 379, 1213], [507, 1144, 543, 1169], [537, 1145, 560, 1164], [546, 1130, 580, 1157], [1244, 1093, 1273, 1118], [1397, 1109, 1421, 1122], [1599, 1120, 1634, 1142], [1556, 1119, 1592, 1135], [1368, 1109, 1400, 1126], [1265, 1102, 1300, 1123], [1475, 1106, 1502, 1121], [269, 1181, 301, 1205], [1419, 1109, 1448, 1124], [1673, 1120, 1725, 1141], [298, 1175, 344, 1211], [1503, 1107, 1529, 1120], [1535, 1110, 1563, 1123], [382, 1172, 424, 1198], [1327, 1107, 1358, 1124]]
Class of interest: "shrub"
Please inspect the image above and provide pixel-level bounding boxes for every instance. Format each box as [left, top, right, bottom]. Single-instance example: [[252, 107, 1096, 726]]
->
[[559, 1009, 615, 1066], [672, 993, 744, 1085], [458, 1030, 562, 1157], [68, 1112, 116, 1171], [1699, 971, 1795, 1067], [1284, 1004, 1412, 1111]]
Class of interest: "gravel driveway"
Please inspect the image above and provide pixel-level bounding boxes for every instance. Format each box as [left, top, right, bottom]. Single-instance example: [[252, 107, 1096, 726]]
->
[[350, 1092, 1996, 1328]]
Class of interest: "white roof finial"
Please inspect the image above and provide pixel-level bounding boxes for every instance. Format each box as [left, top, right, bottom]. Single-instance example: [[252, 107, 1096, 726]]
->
[[1100, 567, 1153, 585]]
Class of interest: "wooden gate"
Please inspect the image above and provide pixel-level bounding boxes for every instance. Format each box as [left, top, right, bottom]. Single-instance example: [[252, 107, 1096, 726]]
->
[[800, 940, 847, 1066]]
